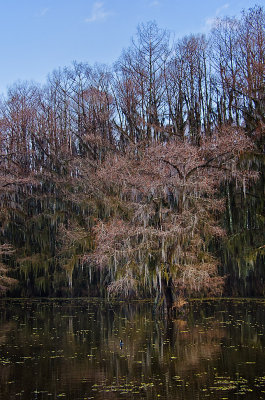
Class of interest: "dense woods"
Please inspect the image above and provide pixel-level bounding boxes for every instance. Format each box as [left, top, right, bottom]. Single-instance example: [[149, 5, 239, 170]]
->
[[0, 6, 264, 310]]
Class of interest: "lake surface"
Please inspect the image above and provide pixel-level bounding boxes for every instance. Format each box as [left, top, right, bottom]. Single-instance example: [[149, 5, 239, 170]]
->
[[0, 299, 265, 399]]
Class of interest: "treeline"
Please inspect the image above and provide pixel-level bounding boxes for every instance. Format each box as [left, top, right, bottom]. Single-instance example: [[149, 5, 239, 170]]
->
[[0, 6, 264, 304]]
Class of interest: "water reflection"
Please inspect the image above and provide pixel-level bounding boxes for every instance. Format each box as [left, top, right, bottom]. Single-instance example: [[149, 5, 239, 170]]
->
[[0, 299, 265, 399]]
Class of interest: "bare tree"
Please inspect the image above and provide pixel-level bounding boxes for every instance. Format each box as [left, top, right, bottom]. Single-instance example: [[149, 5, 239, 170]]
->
[[115, 21, 171, 142]]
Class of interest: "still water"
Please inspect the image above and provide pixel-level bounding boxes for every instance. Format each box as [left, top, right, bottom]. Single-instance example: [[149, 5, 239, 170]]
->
[[0, 298, 265, 399]]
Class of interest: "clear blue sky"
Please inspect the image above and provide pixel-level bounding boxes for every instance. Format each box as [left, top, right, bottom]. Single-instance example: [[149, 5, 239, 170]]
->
[[0, 0, 259, 94]]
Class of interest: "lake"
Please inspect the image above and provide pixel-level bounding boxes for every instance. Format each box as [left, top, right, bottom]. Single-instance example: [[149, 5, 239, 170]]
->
[[0, 298, 265, 399]]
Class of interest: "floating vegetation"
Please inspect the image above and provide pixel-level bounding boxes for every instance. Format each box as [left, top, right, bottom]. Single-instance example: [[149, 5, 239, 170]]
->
[[0, 298, 265, 399], [0, 357, 11, 365]]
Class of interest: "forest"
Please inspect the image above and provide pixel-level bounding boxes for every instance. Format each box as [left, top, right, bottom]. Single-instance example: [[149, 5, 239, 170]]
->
[[0, 6, 264, 312]]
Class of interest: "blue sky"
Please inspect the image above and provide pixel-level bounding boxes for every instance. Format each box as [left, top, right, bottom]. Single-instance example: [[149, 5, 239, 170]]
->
[[0, 0, 259, 94]]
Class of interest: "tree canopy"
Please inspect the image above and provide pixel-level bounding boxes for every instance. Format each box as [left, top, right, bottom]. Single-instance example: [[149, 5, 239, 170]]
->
[[0, 6, 264, 308]]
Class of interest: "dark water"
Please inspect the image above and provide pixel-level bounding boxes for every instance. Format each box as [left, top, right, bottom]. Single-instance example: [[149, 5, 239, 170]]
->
[[1, 299, 265, 399]]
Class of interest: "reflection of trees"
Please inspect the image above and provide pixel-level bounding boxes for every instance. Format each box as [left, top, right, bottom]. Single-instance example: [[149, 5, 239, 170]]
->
[[0, 321, 15, 390], [0, 300, 227, 398], [170, 320, 225, 370], [50, 301, 227, 394], [0, 321, 14, 345], [0, 300, 265, 399]]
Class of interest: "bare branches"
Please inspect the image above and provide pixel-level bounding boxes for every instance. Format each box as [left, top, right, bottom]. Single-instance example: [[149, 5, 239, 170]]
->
[[0, 7, 263, 299], [87, 125, 255, 303]]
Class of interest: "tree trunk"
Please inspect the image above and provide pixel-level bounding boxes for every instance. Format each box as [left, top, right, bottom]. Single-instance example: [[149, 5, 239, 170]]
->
[[161, 277, 174, 316]]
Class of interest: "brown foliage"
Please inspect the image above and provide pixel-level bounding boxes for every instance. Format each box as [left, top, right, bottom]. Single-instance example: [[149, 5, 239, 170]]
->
[[88, 126, 256, 301]]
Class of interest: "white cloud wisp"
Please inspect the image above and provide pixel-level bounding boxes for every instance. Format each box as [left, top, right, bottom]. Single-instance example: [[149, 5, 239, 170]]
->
[[85, 2, 113, 23]]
